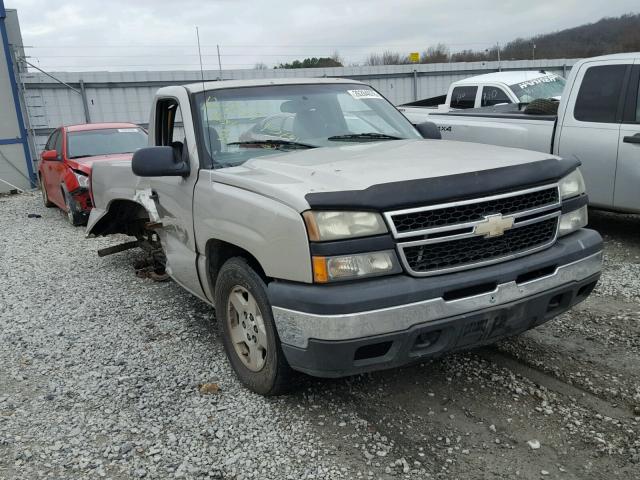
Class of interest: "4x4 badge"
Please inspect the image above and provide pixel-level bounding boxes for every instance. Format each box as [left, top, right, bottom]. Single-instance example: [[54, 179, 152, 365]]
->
[[474, 214, 515, 238]]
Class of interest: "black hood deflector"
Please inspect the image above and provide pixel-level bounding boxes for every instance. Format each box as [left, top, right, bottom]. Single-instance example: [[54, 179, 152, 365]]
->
[[305, 157, 580, 211]]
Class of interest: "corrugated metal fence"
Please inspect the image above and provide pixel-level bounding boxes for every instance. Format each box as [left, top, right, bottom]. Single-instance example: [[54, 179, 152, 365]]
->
[[20, 58, 579, 155]]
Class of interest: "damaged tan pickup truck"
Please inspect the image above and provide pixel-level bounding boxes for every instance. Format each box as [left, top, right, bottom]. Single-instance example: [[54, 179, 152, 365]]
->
[[87, 78, 603, 395]]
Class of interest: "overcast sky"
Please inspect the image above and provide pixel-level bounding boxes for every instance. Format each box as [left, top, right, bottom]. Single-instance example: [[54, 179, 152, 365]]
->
[[6, 0, 640, 72]]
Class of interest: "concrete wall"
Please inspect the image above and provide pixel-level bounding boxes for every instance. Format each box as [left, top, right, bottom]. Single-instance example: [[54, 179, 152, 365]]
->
[[20, 58, 578, 156], [0, 4, 32, 193]]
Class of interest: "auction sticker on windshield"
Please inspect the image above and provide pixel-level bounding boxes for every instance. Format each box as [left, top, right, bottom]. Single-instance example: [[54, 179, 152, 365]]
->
[[348, 89, 383, 100], [517, 74, 560, 89]]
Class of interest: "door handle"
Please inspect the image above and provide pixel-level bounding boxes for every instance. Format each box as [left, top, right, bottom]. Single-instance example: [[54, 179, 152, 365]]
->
[[623, 133, 640, 144]]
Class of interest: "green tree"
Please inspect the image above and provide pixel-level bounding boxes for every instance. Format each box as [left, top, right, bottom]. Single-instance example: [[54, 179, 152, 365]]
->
[[276, 57, 343, 69]]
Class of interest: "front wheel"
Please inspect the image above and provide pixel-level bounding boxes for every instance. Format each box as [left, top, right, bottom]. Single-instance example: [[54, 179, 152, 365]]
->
[[214, 257, 293, 395]]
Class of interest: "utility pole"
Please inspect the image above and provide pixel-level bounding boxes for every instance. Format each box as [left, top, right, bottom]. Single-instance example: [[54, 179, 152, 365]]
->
[[217, 44, 222, 79], [532, 43, 536, 61], [496, 42, 501, 71]]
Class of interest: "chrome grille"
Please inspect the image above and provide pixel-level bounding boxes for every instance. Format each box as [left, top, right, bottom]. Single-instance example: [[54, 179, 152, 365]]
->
[[385, 185, 561, 276], [392, 187, 558, 234]]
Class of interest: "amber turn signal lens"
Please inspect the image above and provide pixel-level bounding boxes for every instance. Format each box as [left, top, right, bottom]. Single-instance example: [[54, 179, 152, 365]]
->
[[302, 211, 320, 241], [312, 256, 328, 283]]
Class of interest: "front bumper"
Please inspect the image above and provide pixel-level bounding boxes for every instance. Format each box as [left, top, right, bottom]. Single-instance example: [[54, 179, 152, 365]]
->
[[268, 228, 602, 378], [69, 188, 92, 214]]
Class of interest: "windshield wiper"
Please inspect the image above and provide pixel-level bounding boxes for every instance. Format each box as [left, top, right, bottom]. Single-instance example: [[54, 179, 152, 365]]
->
[[328, 132, 402, 141], [227, 140, 318, 149]]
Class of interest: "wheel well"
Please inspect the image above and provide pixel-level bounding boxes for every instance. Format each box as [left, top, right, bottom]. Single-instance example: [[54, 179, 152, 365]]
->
[[206, 240, 268, 290], [90, 199, 150, 237]]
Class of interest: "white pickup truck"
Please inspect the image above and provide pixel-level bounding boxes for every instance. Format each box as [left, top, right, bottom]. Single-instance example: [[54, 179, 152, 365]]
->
[[402, 53, 640, 213], [399, 70, 566, 115], [87, 78, 602, 395]]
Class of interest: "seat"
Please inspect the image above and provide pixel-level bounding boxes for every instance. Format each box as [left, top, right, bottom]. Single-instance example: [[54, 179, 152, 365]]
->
[[293, 108, 330, 139], [205, 126, 222, 155]]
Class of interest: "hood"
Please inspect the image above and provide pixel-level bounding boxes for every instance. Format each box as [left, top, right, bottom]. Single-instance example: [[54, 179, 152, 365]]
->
[[210, 139, 560, 212], [68, 153, 133, 175]]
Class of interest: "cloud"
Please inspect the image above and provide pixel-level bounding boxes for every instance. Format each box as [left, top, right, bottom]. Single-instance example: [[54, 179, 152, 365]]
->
[[6, 0, 639, 71]]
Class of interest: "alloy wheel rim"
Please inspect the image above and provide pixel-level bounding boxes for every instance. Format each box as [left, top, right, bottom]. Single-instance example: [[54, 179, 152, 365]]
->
[[227, 285, 268, 372]]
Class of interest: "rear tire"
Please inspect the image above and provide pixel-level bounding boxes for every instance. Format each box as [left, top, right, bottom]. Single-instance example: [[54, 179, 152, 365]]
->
[[214, 257, 294, 395], [62, 186, 86, 226], [40, 176, 54, 208]]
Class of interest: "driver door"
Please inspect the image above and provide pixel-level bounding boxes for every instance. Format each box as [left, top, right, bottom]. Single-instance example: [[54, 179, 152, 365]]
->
[[46, 129, 66, 207], [149, 92, 207, 300]]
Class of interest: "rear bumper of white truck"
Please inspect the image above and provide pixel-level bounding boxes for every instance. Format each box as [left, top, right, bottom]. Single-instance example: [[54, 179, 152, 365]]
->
[[268, 229, 602, 378]]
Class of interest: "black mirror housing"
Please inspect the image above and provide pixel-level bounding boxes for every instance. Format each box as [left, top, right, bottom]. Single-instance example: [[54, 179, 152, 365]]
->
[[132, 146, 190, 177], [415, 121, 442, 140]]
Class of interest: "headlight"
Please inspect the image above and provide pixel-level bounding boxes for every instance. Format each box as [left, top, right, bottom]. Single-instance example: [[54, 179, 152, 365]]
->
[[303, 211, 387, 241], [558, 205, 588, 236], [559, 169, 585, 200], [73, 171, 89, 189], [312, 250, 401, 282]]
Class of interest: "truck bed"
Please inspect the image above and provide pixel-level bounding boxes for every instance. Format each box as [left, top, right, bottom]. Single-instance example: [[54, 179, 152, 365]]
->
[[415, 104, 557, 154]]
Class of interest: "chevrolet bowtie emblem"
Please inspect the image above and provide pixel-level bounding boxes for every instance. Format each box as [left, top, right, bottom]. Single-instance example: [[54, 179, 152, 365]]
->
[[474, 214, 515, 238]]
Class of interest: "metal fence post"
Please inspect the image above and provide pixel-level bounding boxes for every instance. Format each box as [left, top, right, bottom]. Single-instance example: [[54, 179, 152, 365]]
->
[[79, 79, 91, 123]]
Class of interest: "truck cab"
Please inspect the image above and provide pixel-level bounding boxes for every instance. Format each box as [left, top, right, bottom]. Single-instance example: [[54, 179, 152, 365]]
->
[[555, 53, 640, 212], [399, 70, 566, 120]]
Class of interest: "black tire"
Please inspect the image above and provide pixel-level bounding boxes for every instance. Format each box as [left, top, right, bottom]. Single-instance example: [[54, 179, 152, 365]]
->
[[40, 176, 54, 208], [214, 257, 294, 395], [62, 186, 86, 226], [524, 98, 559, 115]]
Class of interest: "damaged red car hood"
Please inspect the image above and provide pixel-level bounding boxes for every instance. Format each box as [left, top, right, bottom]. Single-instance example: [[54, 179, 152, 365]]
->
[[68, 153, 133, 175]]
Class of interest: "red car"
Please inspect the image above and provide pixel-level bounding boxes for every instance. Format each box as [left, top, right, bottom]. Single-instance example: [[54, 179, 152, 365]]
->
[[38, 123, 148, 225]]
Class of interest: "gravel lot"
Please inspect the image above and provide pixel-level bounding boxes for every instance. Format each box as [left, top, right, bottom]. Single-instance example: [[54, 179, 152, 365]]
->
[[1, 193, 639, 480]]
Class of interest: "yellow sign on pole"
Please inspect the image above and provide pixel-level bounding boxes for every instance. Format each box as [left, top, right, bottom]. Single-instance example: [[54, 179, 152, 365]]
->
[[409, 52, 420, 63]]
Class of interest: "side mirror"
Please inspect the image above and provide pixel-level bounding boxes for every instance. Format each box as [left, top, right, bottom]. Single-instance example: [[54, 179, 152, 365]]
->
[[415, 121, 442, 140], [42, 150, 59, 161], [132, 146, 190, 177]]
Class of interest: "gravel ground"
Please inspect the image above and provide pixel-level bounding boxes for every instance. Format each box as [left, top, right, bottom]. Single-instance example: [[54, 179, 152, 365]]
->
[[1, 193, 639, 480]]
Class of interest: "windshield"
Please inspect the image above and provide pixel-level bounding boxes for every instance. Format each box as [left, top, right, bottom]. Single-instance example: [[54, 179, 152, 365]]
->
[[66, 128, 148, 158], [194, 83, 421, 167], [509, 74, 566, 103]]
